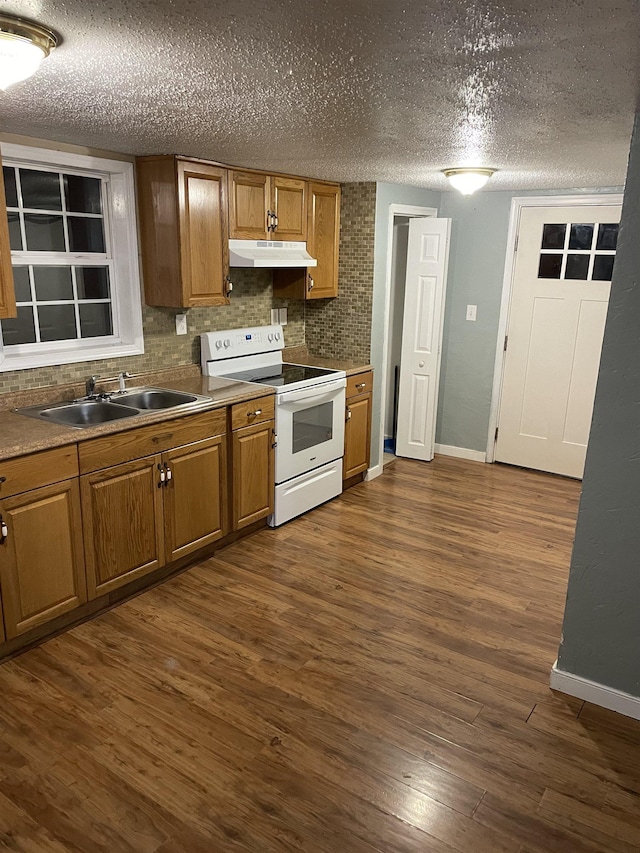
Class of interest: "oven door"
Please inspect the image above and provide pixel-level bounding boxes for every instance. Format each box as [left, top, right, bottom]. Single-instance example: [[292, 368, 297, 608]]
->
[[275, 378, 347, 484]]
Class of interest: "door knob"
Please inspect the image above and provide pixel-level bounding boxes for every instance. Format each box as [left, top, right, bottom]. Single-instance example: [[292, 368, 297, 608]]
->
[[419, 361, 425, 368]]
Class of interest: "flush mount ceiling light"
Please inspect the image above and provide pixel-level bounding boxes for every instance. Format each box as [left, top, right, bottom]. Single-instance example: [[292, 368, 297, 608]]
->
[[0, 14, 58, 91], [442, 167, 496, 196]]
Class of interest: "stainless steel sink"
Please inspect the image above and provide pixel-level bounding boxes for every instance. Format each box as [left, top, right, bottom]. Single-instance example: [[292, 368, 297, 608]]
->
[[111, 388, 198, 410], [15, 385, 213, 429], [36, 400, 140, 427]]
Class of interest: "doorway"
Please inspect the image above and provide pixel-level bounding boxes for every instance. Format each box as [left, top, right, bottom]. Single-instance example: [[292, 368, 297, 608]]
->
[[379, 204, 445, 469], [488, 194, 623, 476]]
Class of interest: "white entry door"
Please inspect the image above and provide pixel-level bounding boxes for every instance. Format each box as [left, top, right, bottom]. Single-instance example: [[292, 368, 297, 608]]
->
[[396, 217, 451, 461], [496, 203, 621, 478]]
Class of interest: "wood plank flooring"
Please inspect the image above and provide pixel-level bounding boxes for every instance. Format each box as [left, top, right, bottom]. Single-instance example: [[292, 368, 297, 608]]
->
[[1, 455, 639, 852]]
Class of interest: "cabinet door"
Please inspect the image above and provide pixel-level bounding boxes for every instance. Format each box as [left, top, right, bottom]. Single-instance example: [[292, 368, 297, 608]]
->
[[344, 393, 372, 480], [229, 171, 270, 239], [163, 435, 227, 562], [272, 177, 307, 241], [0, 480, 86, 638], [307, 183, 340, 299], [82, 456, 165, 598], [0, 152, 17, 319], [177, 160, 229, 307], [232, 421, 275, 530]]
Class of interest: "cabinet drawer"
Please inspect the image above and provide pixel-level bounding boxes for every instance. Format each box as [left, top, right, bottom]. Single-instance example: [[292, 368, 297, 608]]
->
[[79, 409, 226, 474], [0, 445, 79, 499], [347, 371, 373, 398], [230, 395, 275, 430]]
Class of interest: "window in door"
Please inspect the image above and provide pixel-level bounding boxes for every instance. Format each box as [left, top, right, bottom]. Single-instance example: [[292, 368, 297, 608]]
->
[[538, 222, 619, 281]]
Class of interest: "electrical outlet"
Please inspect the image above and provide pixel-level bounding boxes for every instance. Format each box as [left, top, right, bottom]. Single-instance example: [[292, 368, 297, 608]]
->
[[466, 304, 477, 322], [175, 313, 188, 335], [270, 308, 279, 324], [279, 307, 288, 326]]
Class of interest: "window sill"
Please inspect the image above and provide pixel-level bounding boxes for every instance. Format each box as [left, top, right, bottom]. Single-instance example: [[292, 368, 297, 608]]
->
[[0, 340, 145, 372]]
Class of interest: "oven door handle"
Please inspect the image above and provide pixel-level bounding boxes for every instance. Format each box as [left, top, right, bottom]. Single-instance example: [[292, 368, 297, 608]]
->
[[276, 378, 346, 405]]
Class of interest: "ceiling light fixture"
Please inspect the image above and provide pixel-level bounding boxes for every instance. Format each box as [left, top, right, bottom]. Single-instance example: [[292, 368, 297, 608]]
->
[[442, 167, 496, 196], [0, 14, 58, 91]]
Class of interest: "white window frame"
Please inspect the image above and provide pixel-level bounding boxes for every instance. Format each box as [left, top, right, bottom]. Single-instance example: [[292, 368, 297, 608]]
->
[[0, 143, 144, 371]]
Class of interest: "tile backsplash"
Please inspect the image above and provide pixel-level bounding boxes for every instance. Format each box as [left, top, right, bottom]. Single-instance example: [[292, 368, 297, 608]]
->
[[0, 269, 304, 394]]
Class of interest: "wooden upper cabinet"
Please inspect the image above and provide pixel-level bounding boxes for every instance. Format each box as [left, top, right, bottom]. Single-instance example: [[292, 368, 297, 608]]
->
[[229, 171, 307, 241], [271, 177, 307, 241], [307, 183, 340, 299], [229, 170, 270, 239], [136, 156, 229, 308], [0, 152, 17, 320]]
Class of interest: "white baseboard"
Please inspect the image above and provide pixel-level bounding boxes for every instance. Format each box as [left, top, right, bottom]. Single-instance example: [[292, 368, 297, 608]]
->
[[550, 661, 640, 721], [434, 444, 487, 463], [364, 463, 383, 481]]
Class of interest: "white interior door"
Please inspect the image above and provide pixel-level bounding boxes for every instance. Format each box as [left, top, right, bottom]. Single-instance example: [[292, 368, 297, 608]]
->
[[396, 217, 451, 461], [496, 204, 621, 478]]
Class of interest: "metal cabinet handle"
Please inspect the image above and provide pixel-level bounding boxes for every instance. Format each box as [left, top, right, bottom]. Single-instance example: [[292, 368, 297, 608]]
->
[[158, 463, 165, 488], [0, 476, 6, 485], [224, 276, 233, 298], [346, 407, 352, 421], [272, 213, 279, 231], [355, 382, 366, 389], [267, 210, 278, 232], [248, 409, 262, 417], [165, 464, 172, 483], [307, 274, 314, 292], [0, 516, 7, 543]]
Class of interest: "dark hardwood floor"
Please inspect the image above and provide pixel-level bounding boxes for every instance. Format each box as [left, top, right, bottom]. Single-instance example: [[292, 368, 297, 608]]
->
[[1, 455, 639, 852]]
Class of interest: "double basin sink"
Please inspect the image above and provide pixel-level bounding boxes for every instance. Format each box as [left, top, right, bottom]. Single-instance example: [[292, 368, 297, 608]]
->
[[16, 387, 213, 429]]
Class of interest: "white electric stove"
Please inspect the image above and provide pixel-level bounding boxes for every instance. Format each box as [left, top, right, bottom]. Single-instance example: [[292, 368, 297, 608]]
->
[[201, 325, 346, 526]]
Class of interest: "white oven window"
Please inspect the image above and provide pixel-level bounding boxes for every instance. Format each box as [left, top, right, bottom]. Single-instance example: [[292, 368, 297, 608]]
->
[[292, 401, 334, 454]]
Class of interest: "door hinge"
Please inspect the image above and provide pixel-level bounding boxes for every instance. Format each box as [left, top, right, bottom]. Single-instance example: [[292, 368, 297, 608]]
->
[[514, 235, 518, 251], [494, 427, 499, 442], [503, 335, 508, 352]]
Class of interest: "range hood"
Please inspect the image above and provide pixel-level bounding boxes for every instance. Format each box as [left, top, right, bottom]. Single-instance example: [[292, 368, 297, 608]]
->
[[229, 240, 317, 268]]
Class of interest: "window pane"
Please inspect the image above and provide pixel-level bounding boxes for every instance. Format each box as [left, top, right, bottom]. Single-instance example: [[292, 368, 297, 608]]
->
[[3, 166, 18, 207], [76, 266, 110, 299], [79, 303, 112, 338], [19, 169, 62, 210], [565, 254, 590, 280], [568, 223, 594, 250], [541, 223, 566, 250], [596, 223, 619, 251], [12, 266, 31, 302], [538, 254, 562, 279], [33, 266, 74, 301], [24, 214, 66, 251], [1, 306, 36, 345], [68, 216, 105, 253], [64, 174, 103, 214], [593, 255, 615, 281], [37, 304, 77, 342], [8, 212, 22, 250]]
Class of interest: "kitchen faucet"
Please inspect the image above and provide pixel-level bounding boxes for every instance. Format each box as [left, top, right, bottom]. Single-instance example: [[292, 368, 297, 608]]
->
[[85, 375, 100, 398]]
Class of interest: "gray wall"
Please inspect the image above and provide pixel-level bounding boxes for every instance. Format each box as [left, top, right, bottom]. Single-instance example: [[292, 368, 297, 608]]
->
[[557, 113, 640, 698], [370, 183, 441, 469]]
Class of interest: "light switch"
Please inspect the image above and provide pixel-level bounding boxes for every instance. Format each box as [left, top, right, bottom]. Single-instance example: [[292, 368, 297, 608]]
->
[[279, 307, 288, 326], [466, 304, 477, 322], [270, 308, 279, 324], [175, 313, 188, 335]]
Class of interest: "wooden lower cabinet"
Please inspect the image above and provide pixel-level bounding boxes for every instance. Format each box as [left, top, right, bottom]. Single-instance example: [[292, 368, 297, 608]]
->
[[0, 479, 86, 638], [81, 456, 165, 598], [344, 392, 372, 481], [232, 420, 275, 529], [163, 435, 227, 561]]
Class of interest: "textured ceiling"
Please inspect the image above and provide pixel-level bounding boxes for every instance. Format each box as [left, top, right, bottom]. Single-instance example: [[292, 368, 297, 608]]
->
[[0, 0, 638, 191]]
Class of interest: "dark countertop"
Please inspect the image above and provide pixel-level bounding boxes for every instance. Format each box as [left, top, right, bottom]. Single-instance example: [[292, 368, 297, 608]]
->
[[0, 366, 272, 463], [283, 348, 372, 376]]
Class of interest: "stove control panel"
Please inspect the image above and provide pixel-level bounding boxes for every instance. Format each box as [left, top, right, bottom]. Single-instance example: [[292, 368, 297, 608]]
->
[[201, 324, 284, 370]]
